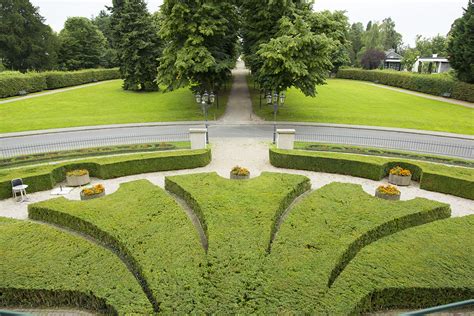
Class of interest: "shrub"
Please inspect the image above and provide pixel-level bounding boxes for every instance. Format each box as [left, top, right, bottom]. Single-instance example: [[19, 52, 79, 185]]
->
[[0, 217, 153, 314], [0, 149, 211, 200], [0, 68, 120, 98], [231, 166, 250, 176], [269, 148, 474, 199], [337, 68, 474, 102]]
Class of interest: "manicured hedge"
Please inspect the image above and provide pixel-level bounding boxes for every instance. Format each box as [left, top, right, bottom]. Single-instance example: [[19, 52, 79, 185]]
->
[[261, 183, 451, 313], [165, 172, 311, 314], [0, 217, 153, 314], [323, 216, 474, 314], [0, 68, 120, 98], [0, 149, 211, 200], [337, 68, 474, 103], [270, 148, 474, 200], [28, 181, 206, 314]]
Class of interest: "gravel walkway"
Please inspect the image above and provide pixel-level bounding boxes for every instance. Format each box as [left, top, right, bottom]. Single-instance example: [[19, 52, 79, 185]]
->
[[1, 139, 472, 220]]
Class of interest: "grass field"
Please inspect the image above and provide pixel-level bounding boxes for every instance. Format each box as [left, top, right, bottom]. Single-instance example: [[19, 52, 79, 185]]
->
[[0, 80, 230, 133], [250, 78, 474, 135]]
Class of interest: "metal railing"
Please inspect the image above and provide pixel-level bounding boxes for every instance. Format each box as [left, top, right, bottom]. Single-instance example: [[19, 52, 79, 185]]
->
[[400, 299, 474, 315], [296, 133, 473, 159], [0, 133, 189, 159]]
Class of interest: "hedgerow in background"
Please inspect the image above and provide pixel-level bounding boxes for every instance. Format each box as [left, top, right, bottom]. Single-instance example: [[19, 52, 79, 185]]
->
[[58, 17, 108, 70], [29, 181, 207, 313], [0, 217, 153, 314], [448, 0, 474, 83], [110, 0, 161, 91]]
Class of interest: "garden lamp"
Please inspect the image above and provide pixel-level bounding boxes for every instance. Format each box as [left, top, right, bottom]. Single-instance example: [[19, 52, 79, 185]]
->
[[267, 93, 273, 105], [203, 91, 209, 104], [210, 92, 215, 104], [195, 93, 202, 104], [280, 92, 286, 105]]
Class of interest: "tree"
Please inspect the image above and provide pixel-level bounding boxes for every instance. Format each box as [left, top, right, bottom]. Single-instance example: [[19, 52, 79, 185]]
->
[[256, 16, 333, 96], [380, 18, 402, 51], [360, 48, 385, 69], [414, 34, 448, 57], [111, 0, 161, 91], [0, 0, 59, 71], [159, 0, 239, 93], [348, 22, 364, 66], [92, 10, 118, 67], [401, 47, 420, 71], [448, 1, 474, 83], [58, 17, 107, 70]]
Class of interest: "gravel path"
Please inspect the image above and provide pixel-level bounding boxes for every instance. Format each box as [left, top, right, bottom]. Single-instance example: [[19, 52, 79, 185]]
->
[[1, 139, 472, 220]]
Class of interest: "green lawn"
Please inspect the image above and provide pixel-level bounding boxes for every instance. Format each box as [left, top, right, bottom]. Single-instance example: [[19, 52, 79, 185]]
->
[[250, 78, 474, 135], [0, 80, 229, 133]]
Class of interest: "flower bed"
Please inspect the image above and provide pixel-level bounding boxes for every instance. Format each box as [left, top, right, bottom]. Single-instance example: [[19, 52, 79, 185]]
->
[[80, 184, 105, 201], [66, 169, 90, 187], [230, 166, 250, 179], [389, 166, 412, 186], [376, 185, 401, 201]]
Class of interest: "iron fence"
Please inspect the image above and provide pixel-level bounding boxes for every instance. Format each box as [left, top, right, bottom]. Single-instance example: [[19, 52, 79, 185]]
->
[[296, 133, 473, 159], [0, 133, 190, 159]]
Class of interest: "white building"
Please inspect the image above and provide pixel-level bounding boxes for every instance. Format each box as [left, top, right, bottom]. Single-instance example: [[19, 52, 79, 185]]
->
[[412, 54, 451, 74]]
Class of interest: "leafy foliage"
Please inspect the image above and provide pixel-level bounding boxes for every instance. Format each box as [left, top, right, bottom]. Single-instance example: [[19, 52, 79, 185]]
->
[[360, 48, 385, 69], [448, 0, 474, 83]]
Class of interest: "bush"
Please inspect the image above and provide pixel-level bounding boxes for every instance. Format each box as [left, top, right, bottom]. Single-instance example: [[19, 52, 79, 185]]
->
[[0, 68, 120, 98], [337, 68, 474, 102], [270, 148, 474, 199], [29, 180, 206, 314], [0, 149, 211, 200], [0, 217, 153, 314]]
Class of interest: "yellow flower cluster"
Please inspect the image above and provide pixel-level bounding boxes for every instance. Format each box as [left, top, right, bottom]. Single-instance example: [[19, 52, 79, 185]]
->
[[67, 169, 89, 177], [390, 166, 412, 177], [231, 166, 250, 176], [82, 184, 105, 196], [377, 185, 401, 196]]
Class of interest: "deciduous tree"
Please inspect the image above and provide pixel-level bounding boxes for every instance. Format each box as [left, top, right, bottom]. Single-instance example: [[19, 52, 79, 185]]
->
[[360, 48, 385, 70]]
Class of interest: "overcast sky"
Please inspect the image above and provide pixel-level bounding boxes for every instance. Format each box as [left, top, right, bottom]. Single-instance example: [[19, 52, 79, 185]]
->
[[31, 0, 467, 47]]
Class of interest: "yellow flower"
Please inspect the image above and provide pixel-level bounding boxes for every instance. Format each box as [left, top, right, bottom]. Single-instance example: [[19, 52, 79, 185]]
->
[[377, 185, 401, 196], [390, 166, 412, 176]]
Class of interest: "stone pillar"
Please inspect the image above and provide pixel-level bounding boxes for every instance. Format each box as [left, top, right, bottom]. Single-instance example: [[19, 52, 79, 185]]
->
[[189, 128, 208, 150], [277, 129, 296, 150]]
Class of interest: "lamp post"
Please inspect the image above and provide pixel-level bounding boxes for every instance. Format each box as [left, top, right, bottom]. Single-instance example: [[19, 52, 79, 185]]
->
[[267, 90, 286, 144], [195, 90, 215, 144]]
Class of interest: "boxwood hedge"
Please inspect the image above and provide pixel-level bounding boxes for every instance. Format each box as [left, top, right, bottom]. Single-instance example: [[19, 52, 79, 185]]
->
[[260, 183, 451, 314], [270, 148, 474, 200], [28, 180, 207, 314], [337, 68, 474, 103], [165, 172, 311, 314], [0, 68, 120, 98], [0, 217, 153, 314], [0, 149, 211, 200], [322, 216, 474, 315]]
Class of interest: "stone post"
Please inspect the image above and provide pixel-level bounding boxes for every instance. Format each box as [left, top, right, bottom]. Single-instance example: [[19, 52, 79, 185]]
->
[[189, 128, 208, 150], [277, 129, 296, 150]]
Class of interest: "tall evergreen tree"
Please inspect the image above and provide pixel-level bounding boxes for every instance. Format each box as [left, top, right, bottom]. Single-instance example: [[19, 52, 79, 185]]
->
[[348, 22, 364, 66], [380, 18, 402, 51], [110, 0, 161, 91], [92, 10, 118, 67], [448, 1, 474, 83], [0, 0, 58, 71], [58, 17, 107, 70]]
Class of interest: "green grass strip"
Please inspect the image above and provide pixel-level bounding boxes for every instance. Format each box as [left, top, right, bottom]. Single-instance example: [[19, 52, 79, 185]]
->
[[260, 183, 450, 314], [0, 149, 211, 200], [322, 216, 474, 314], [28, 180, 206, 314], [165, 172, 311, 314], [0, 217, 153, 314], [270, 148, 474, 199]]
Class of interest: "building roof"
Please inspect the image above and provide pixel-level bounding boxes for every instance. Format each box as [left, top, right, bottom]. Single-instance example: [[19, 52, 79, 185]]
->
[[385, 49, 403, 60]]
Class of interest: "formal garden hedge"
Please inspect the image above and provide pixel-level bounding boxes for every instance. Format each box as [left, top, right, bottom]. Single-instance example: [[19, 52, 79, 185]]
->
[[0, 149, 211, 200], [0, 217, 153, 314], [261, 183, 451, 313], [322, 216, 474, 314], [270, 148, 474, 200], [165, 172, 311, 314], [337, 68, 474, 103], [28, 181, 206, 314], [0, 68, 120, 98]]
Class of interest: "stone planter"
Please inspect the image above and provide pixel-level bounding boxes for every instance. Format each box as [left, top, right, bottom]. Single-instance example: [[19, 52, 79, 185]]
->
[[375, 191, 401, 201], [66, 172, 90, 187], [230, 172, 250, 180], [80, 191, 105, 201], [389, 174, 412, 186]]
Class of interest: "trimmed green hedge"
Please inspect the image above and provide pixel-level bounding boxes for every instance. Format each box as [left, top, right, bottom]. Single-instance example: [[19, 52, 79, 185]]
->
[[0, 68, 120, 98], [323, 216, 474, 314], [165, 172, 311, 314], [28, 181, 206, 314], [337, 68, 474, 103], [261, 183, 451, 313], [270, 148, 474, 200], [0, 149, 211, 200], [0, 217, 153, 314]]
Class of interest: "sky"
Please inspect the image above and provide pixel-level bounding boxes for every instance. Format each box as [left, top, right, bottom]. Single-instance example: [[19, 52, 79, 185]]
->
[[31, 0, 467, 47]]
